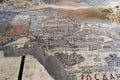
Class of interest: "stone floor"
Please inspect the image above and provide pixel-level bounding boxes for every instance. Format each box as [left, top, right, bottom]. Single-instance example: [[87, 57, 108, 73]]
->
[[22, 55, 54, 80], [0, 51, 54, 80], [0, 51, 21, 80]]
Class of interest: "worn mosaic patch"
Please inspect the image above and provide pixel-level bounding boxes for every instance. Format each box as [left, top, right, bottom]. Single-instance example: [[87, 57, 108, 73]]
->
[[0, 0, 120, 80]]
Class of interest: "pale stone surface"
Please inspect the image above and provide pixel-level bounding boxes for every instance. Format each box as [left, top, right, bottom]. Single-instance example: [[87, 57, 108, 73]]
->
[[0, 51, 21, 80], [0, 52, 55, 80], [22, 55, 54, 80], [5, 37, 30, 49]]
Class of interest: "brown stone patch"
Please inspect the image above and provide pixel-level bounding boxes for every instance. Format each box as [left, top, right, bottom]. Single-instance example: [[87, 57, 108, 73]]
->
[[54, 52, 85, 67], [0, 25, 29, 45], [65, 8, 111, 21]]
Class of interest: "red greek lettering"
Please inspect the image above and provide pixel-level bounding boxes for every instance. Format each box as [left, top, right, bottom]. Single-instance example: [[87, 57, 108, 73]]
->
[[116, 74, 120, 79], [81, 74, 85, 80], [103, 74, 108, 80], [110, 73, 115, 80], [95, 74, 99, 80], [86, 74, 92, 80]]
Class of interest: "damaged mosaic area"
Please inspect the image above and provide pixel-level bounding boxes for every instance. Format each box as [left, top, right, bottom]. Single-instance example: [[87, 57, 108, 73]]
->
[[1, 0, 120, 80]]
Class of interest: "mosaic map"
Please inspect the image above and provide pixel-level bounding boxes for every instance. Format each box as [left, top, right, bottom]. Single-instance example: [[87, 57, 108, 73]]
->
[[0, 0, 120, 80]]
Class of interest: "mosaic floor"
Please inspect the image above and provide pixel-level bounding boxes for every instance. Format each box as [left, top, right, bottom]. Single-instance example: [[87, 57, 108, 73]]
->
[[0, 0, 120, 80]]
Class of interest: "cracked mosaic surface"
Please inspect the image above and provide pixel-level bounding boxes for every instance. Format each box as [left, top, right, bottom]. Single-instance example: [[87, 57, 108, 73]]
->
[[0, 0, 120, 80]]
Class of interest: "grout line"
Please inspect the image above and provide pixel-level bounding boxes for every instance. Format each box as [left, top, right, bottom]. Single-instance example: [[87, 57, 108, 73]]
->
[[18, 56, 26, 80]]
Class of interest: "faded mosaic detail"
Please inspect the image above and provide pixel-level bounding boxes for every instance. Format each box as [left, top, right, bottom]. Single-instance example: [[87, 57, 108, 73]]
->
[[105, 54, 120, 67], [28, 8, 120, 52], [54, 52, 85, 67], [0, 0, 120, 80]]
